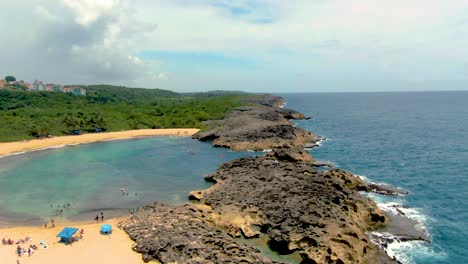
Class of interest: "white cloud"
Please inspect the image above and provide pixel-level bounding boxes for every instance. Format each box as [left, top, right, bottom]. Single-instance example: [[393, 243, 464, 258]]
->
[[157, 73, 168, 80], [61, 0, 121, 26], [34, 5, 57, 21], [0, 0, 466, 92]]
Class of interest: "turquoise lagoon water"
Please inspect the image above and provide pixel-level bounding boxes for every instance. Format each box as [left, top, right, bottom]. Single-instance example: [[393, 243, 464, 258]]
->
[[281, 92, 468, 264], [0, 137, 254, 226]]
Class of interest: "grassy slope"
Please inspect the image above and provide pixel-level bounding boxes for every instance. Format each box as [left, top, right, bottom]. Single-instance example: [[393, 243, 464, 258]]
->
[[0, 85, 246, 142]]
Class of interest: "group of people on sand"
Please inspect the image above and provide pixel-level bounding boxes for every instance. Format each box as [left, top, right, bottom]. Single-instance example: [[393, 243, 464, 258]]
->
[[94, 212, 105, 222], [44, 218, 56, 228], [2, 236, 32, 246], [16, 244, 36, 257], [67, 229, 85, 245], [2, 236, 42, 261]]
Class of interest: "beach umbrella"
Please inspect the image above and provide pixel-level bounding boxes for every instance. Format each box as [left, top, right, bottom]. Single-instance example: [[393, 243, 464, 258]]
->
[[100, 224, 112, 234], [57, 227, 79, 244]]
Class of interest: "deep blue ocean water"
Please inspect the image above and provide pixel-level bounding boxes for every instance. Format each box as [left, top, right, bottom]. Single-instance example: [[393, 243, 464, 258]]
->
[[281, 92, 468, 264], [0, 137, 255, 226]]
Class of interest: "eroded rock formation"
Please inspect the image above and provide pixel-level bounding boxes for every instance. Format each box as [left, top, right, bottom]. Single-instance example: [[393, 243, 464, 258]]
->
[[193, 155, 392, 263], [121, 94, 404, 263], [121, 203, 282, 264], [192, 99, 319, 151]]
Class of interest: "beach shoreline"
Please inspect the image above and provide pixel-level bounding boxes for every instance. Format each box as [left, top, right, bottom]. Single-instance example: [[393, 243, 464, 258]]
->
[[0, 128, 199, 157], [0, 216, 151, 264]]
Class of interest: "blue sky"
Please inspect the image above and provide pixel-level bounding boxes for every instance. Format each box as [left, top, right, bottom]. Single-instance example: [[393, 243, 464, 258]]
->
[[0, 0, 467, 92]]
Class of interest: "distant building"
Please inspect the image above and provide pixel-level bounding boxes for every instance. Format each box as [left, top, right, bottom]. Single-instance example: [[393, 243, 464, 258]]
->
[[33, 80, 45, 91], [63, 87, 86, 96], [0, 79, 4, 88], [46, 84, 63, 92]]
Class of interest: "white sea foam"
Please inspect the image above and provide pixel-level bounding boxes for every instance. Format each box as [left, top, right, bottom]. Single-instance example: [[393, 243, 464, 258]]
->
[[49, 144, 67, 149], [365, 193, 438, 263], [378, 201, 429, 232], [356, 174, 437, 264], [356, 174, 370, 182], [355, 175, 407, 196], [0, 142, 89, 159], [315, 137, 325, 147], [0, 151, 27, 159], [304, 137, 327, 151], [370, 232, 446, 264]]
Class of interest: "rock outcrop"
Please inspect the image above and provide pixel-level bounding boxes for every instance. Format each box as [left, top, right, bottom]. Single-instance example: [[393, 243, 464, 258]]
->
[[192, 96, 319, 151], [196, 155, 392, 263], [122, 94, 404, 263], [121, 203, 282, 264]]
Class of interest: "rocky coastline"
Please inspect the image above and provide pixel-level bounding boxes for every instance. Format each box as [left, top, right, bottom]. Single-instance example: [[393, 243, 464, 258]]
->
[[121, 94, 422, 263]]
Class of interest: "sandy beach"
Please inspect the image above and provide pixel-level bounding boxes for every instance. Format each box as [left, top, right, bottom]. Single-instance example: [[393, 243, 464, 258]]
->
[[0, 128, 198, 263], [0, 217, 151, 264], [0, 128, 199, 157]]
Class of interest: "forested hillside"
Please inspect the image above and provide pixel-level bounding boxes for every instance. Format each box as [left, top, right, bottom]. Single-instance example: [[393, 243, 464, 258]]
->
[[0, 85, 246, 142]]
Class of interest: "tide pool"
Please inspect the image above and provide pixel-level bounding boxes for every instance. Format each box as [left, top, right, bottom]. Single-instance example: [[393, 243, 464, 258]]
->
[[0, 137, 254, 226]]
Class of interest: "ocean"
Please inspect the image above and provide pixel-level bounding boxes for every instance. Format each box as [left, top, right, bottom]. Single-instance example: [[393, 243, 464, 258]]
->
[[281, 91, 468, 264], [0, 137, 255, 226]]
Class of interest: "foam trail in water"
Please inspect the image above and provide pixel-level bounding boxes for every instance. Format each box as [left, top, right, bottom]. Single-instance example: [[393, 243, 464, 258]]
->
[[384, 238, 446, 264], [0, 142, 86, 159], [363, 189, 441, 263]]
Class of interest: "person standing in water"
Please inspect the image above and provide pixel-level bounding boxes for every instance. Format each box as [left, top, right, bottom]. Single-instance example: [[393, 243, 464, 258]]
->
[[94, 214, 99, 222], [101, 212, 104, 222]]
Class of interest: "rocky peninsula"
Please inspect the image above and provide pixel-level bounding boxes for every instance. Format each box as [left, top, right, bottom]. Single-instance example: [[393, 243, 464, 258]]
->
[[121, 94, 415, 263]]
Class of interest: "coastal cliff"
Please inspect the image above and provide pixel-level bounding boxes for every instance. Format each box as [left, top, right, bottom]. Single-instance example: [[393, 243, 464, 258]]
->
[[121, 94, 402, 263], [192, 94, 319, 152]]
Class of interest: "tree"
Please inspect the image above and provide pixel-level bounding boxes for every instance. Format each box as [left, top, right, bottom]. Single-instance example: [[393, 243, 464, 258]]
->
[[85, 112, 106, 130], [62, 113, 80, 131], [5, 76, 16, 83], [28, 118, 50, 138]]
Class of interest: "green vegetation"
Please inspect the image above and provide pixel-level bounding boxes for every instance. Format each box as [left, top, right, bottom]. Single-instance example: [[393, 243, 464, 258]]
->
[[5, 76, 16, 83], [0, 85, 246, 142]]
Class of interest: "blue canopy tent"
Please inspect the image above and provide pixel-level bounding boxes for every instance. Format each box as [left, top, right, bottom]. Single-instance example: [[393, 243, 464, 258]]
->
[[57, 227, 79, 244], [100, 224, 112, 235]]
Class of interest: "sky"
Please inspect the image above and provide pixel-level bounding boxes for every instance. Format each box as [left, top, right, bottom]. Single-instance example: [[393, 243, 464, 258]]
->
[[0, 0, 467, 93]]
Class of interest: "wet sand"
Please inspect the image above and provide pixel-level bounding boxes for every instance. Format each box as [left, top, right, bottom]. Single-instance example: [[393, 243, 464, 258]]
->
[[0, 217, 153, 264], [0, 129, 199, 157]]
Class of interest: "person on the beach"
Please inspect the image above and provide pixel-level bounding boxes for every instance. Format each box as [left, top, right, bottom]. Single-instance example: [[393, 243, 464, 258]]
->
[[101, 212, 104, 222], [51, 218, 55, 227], [60, 209, 63, 216], [94, 214, 99, 222], [28, 246, 34, 256], [16, 245, 22, 256]]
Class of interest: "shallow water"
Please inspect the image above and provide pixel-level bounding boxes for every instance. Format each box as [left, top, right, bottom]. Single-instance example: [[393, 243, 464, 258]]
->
[[281, 91, 468, 264], [0, 137, 255, 226]]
